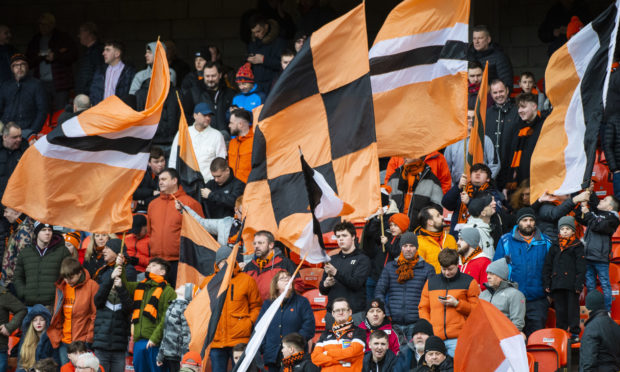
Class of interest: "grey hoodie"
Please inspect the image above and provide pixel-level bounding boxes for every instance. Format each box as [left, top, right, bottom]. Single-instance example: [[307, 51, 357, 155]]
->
[[463, 217, 495, 257], [129, 42, 177, 94], [480, 279, 525, 331]]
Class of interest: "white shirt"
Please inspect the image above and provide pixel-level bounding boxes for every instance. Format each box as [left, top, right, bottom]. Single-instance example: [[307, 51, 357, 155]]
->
[[169, 125, 227, 182]]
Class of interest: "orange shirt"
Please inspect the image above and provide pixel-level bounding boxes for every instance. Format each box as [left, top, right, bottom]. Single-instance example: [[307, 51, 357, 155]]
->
[[62, 283, 76, 344]]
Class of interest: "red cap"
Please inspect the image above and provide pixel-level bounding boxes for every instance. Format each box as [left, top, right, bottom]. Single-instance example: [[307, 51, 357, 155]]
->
[[181, 351, 202, 366]]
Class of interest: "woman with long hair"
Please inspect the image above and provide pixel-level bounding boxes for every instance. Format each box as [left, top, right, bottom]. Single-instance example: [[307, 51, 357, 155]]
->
[[17, 305, 57, 372], [83, 233, 116, 276]]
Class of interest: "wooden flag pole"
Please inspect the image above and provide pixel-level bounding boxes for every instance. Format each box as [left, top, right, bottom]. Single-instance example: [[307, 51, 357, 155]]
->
[[379, 209, 386, 253], [119, 231, 126, 260]]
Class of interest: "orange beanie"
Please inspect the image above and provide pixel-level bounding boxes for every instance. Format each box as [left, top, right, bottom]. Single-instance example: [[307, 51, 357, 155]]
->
[[389, 213, 410, 232]]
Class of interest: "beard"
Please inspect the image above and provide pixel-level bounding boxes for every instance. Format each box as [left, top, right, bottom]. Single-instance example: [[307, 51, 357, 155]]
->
[[517, 224, 535, 236]]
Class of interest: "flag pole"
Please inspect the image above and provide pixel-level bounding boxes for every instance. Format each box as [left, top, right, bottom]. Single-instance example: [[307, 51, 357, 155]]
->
[[379, 209, 385, 253]]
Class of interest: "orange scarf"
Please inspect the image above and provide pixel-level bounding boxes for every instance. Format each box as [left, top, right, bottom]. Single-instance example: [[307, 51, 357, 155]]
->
[[419, 228, 443, 246], [256, 250, 274, 271], [558, 236, 576, 251], [282, 351, 305, 372], [461, 246, 482, 265], [131, 272, 167, 323], [396, 252, 419, 283], [92, 262, 114, 281], [332, 317, 354, 339], [458, 182, 489, 223]]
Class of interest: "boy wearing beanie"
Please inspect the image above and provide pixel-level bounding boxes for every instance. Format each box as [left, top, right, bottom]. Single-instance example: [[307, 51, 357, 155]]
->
[[457, 227, 491, 291], [231, 63, 265, 112], [479, 257, 526, 332], [579, 290, 620, 371], [542, 216, 585, 343]]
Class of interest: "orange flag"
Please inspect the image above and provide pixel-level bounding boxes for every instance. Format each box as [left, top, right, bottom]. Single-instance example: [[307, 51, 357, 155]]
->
[[465, 61, 488, 176]]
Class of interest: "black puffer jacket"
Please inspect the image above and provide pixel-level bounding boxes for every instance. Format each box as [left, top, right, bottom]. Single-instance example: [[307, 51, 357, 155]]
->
[[531, 199, 577, 243], [184, 82, 235, 135], [362, 350, 398, 372], [0, 75, 48, 138], [485, 99, 520, 168], [318, 248, 371, 313], [92, 265, 133, 351], [576, 197, 620, 263], [202, 170, 245, 219], [467, 43, 513, 89], [579, 310, 620, 371], [542, 238, 585, 292]]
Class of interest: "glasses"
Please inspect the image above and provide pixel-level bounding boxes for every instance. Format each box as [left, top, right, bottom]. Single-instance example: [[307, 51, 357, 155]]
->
[[332, 308, 350, 314]]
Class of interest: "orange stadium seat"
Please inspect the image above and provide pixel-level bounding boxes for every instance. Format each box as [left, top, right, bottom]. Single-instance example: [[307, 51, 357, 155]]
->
[[299, 267, 324, 290], [302, 289, 328, 309], [527, 328, 570, 370]]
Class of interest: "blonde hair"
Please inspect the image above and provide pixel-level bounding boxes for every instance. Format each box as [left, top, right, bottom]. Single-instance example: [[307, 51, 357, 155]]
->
[[509, 179, 530, 210], [269, 271, 292, 301], [85, 233, 116, 261], [19, 321, 43, 369]]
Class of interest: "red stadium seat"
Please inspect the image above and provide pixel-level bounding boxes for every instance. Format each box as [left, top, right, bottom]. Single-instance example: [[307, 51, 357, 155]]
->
[[527, 328, 570, 370], [303, 289, 328, 309], [299, 267, 324, 290], [592, 150, 614, 199]]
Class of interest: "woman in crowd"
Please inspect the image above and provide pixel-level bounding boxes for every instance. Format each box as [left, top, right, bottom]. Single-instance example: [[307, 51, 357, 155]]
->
[[83, 233, 117, 276], [17, 305, 56, 372]]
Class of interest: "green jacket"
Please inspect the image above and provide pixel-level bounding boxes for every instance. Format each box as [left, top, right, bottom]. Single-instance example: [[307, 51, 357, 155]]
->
[[13, 233, 70, 306], [0, 286, 27, 351], [123, 274, 176, 345]]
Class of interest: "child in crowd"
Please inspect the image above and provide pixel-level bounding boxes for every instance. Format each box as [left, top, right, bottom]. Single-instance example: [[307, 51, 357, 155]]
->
[[232, 63, 265, 112], [17, 305, 56, 372], [61, 341, 88, 372], [518, 71, 549, 113], [156, 284, 194, 372]]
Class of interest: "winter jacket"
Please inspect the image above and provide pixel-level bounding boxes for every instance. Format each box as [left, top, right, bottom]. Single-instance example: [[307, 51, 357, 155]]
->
[[247, 19, 288, 92], [13, 233, 71, 306], [0, 75, 48, 138], [360, 215, 401, 281], [134, 79, 179, 146], [443, 136, 499, 186], [393, 340, 425, 372], [156, 294, 191, 363], [184, 82, 236, 134], [462, 217, 495, 258], [75, 41, 104, 95], [531, 199, 577, 243], [319, 248, 371, 313], [48, 268, 99, 347], [26, 29, 78, 91], [0, 286, 27, 352], [133, 166, 159, 211], [383, 153, 452, 194], [258, 293, 315, 365], [415, 231, 458, 274], [374, 257, 435, 325], [232, 85, 265, 112], [202, 170, 245, 219], [147, 186, 204, 261], [1, 214, 33, 284], [92, 265, 133, 351], [442, 184, 504, 235], [180, 69, 201, 100], [125, 233, 150, 272], [418, 271, 480, 340], [205, 264, 262, 348], [0, 140, 28, 199], [228, 128, 254, 183], [493, 226, 551, 301], [17, 304, 58, 371], [542, 238, 585, 292], [459, 252, 491, 291], [479, 280, 526, 331], [123, 273, 176, 345], [413, 354, 454, 372], [281, 354, 320, 372], [311, 325, 366, 372], [576, 204, 620, 263], [89, 62, 137, 105], [357, 319, 400, 354], [83, 252, 106, 279], [467, 43, 513, 89], [485, 100, 519, 169], [244, 249, 304, 300], [579, 309, 620, 372], [362, 350, 398, 372]]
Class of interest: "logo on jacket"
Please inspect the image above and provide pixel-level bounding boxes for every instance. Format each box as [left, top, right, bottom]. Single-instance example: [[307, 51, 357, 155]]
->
[[351, 260, 356, 265]]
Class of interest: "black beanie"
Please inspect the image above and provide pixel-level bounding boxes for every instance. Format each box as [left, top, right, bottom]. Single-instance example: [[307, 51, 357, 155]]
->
[[412, 319, 434, 337], [366, 298, 386, 314], [516, 207, 536, 224], [424, 335, 447, 354], [106, 239, 123, 255]]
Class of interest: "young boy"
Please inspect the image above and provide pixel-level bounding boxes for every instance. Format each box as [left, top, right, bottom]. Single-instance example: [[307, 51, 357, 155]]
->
[[281, 333, 319, 372], [518, 72, 548, 112], [232, 63, 265, 112], [61, 341, 89, 372], [156, 284, 193, 372], [543, 216, 585, 343], [577, 195, 620, 312]]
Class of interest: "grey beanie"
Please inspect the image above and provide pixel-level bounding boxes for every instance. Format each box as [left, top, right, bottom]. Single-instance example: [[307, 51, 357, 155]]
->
[[585, 290, 605, 312], [486, 257, 510, 280], [558, 215, 576, 231], [459, 227, 480, 248], [399, 232, 418, 248], [215, 245, 232, 263]]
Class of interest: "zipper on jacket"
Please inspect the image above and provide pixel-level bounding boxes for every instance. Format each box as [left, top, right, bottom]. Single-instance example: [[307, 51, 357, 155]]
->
[[444, 287, 448, 340], [230, 284, 234, 301]]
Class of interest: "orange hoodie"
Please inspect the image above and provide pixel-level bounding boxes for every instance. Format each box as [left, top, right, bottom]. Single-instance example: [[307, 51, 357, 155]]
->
[[228, 127, 254, 183]]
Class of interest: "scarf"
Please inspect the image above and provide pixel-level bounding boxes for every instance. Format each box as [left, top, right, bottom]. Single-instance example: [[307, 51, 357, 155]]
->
[[131, 272, 167, 324], [332, 317, 354, 340], [507, 123, 536, 190], [419, 228, 443, 246], [282, 351, 305, 372], [468, 82, 480, 94], [402, 162, 426, 214], [461, 246, 482, 265], [457, 182, 490, 223], [92, 262, 114, 281], [255, 250, 274, 271], [558, 236, 576, 251], [396, 252, 419, 283]]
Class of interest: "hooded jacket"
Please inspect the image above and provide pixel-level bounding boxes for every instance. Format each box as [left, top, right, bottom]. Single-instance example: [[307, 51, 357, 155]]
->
[[357, 318, 400, 354], [579, 309, 620, 371], [244, 248, 304, 300], [479, 280, 526, 331], [48, 268, 99, 347], [228, 128, 254, 183], [147, 186, 204, 261], [493, 226, 551, 301], [129, 42, 177, 94], [319, 248, 371, 313], [0, 75, 48, 138], [156, 290, 192, 363], [462, 217, 495, 258], [17, 304, 58, 370], [459, 251, 491, 291], [232, 84, 265, 112]]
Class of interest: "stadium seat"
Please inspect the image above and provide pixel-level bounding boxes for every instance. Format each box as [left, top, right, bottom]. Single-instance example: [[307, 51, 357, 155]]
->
[[611, 244, 620, 263], [299, 267, 324, 290], [592, 149, 614, 199], [312, 331, 322, 343], [314, 309, 327, 331], [545, 307, 556, 328], [527, 328, 570, 370], [609, 263, 620, 285], [526, 352, 536, 372], [610, 282, 620, 323], [303, 289, 328, 309]]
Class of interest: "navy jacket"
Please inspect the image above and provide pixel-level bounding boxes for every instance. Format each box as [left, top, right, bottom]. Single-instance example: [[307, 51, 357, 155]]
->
[[90, 63, 136, 105], [0, 75, 48, 138]]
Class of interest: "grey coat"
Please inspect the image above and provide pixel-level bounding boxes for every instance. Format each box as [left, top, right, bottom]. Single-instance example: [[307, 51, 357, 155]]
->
[[156, 293, 191, 363], [480, 279, 526, 331]]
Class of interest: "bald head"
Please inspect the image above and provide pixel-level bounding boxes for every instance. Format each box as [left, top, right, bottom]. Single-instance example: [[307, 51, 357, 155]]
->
[[73, 95, 91, 112]]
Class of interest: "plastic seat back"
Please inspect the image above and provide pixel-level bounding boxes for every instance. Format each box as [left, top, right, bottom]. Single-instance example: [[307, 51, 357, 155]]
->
[[300, 267, 324, 290], [527, 328, 569, 367], [302, 289, 328, 309]]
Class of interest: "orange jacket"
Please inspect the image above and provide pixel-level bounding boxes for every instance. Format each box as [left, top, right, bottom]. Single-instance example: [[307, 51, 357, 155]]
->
[[206, 264, 262, 348], [228, 128, 254, 183], [147, 187, 203, 261], [384, 152, 452, 194], [418, 271, 480, 340], [311, 326, 366, 371], [125, 234, 150, 272], [48, 268, 99, 347], [416, 232, 458, 273]]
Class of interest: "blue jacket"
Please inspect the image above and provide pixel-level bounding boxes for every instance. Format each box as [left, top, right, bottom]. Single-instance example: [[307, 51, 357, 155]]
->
[[258, 293, 315, 365], [493, 226, 551, 301], [17, 304, 58, 371], [374, 258, 435, 325], [232, 85, 265, 112]]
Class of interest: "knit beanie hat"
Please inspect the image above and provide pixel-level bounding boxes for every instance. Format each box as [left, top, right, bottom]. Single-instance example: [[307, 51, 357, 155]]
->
[[236, 62, 254, 83], [34, 221, 54, 237], [399, 232, 418, 248], [566, 16, 584, 40], [585, 290, 605, 312], [412, 319, 434, 337], [216, 245, 232, 263], [467, 193, 493, 217], [424, 336, 447, 355], [486, 257, 510, 280], [106, 239, 123, 255], [558, 215, 576, 232], [389, 213, 410, 232], [459, 227, 480, 248], [64, 231, 81, 249], [366, 298, 386, 315], [516, 207, 536, 224]]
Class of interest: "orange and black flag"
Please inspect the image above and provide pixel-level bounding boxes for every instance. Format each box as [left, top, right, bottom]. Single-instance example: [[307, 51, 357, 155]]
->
[[465, 61, 489, 176], [2, 41, 170, 233], [176, 210, 220, 286], [370, 0, 470, 158], [241, 3, 380, 254], [175, 95, 203, 201], [185, 241, 240, 358]]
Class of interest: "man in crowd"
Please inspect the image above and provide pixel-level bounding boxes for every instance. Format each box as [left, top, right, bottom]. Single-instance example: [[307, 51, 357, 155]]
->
[[419, 249, 480, 356], [463, 193, 499, 258], [281, 333, 319, 372], [228, 109, 254, 183], [311, 298, 365, 371], [180, 48, 210, 100], [57, 94, 90, 125], [417, 336, 454, 371], [361, 330, 397, 372], [375, 232, 435, 342], [494, 208, 551, 336], [244, 230, 303, 300], [246, 15, 288, 94], [169, 102, 227, 184], [480, 257, 526, 332], [319, 222, 370, 326], [579, 290, 620, 371], [201, 158, 245, 218], [457, 227, 491, 290], [0, 54, 47, 138], [134, 146, 166, 212], [147, 168, 203, 286], [467, 25, 513, 89], [0, 123, 27, 200], [485, 79, 519, 171], [90, 41, 136, 105], [394, 319, 434, 370], [75, 22, 104, 95], [130, 42, 176, 95], [467, 61, 484, 109], [415, 205, 457, 273]]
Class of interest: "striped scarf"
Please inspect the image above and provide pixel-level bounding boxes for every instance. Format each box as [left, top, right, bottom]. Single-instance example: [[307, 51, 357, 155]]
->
[[461, 246, 482, 265], [92, 262, 114, 281], [418, 228, 443, 245], [131, 272, 167, 324], [458, 182, 489, 223], [332, 317, 354, 340], [507, 124, 536, 190], [396, 252, 419, 283], [558, 236, 576, 251], [255, 250, 274, 271], [282, 351, 305, 372]]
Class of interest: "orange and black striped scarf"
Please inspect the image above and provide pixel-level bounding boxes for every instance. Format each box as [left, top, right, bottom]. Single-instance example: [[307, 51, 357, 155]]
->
[[255, 250, 274, 271], [461, 246, 482, 265], [507, 124, 536, 190], [131, 272, 167, 324], [396, 252, 419, 283], [92, 262, 114, 281], [332, 317, 354, 340], [558, 236, 576, 251], [458, 182, 490, 223], [282, 352, 305, 372]]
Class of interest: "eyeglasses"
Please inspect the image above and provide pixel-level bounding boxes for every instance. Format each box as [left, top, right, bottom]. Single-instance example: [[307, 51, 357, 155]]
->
[[332, 308, 350, 314]]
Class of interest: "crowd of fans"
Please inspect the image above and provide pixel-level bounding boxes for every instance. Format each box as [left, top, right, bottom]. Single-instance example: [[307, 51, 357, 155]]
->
[[1, 2, 620, 372]]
